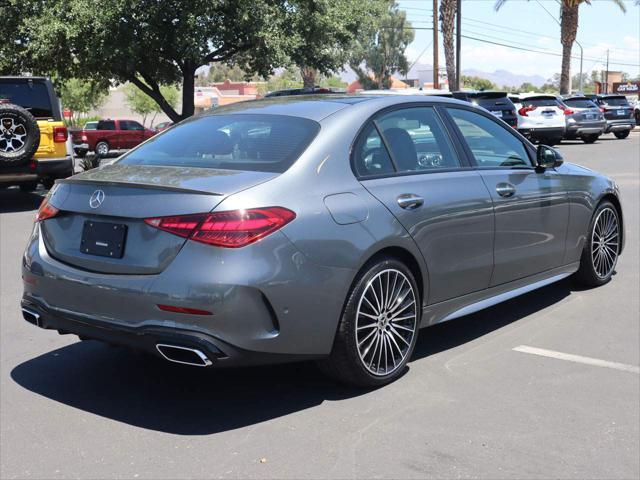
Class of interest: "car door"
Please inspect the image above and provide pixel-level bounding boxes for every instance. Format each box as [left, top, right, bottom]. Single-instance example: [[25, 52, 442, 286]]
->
[[117, 120, 135, 149], [96, 120, 117, 149], [444, 106, 569, 286], [354, 105, 495, 304], [125, 120, 146, 148]]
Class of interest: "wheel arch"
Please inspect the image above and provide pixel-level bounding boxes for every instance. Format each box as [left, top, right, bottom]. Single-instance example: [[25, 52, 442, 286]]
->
[[599, 193, 624, 254]]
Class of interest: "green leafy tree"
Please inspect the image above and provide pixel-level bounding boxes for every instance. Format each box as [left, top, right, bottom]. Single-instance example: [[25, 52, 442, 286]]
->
[[11, 0, 386, 122], [495, 0, 626, 94], [518, 82, 541, 93], [349, 1, 415, 90], [197, 64, 258, 86], [58, 78, 108, 127], [286, 0, 387, 88], [123, 83, 179, 127], [460, 75, 497, 91]]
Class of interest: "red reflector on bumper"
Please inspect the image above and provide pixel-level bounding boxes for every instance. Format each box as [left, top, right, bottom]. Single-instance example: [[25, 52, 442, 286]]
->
[[157, 304, 213, 315]]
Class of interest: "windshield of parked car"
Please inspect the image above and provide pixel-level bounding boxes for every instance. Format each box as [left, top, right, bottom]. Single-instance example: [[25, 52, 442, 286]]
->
[[564, 99, 599, 108], [602, 96, 629, 106], [0, 81, 53, 118], [119, 114, 320, 173]]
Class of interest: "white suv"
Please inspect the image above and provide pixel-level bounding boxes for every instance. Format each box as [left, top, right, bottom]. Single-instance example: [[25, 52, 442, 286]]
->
[[509, 93, 566, 145]]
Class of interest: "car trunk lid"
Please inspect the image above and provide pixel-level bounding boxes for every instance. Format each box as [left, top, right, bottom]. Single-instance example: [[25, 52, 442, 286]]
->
[[42, 164, 278, 274]]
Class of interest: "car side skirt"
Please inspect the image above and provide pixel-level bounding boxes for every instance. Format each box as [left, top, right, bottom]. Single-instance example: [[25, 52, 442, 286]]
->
[[421, 262, 580, 328]]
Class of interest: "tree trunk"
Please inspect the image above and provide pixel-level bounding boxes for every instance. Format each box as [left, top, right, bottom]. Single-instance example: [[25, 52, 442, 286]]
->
[[559, 2, 579, 95], [301, 66, 317, 89], [129, 76, 182, 123], [440, 0, 457, 91], [181, 64, 196, 120]]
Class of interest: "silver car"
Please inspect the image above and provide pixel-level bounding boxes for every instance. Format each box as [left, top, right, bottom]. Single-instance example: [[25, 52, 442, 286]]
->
[[561, 96, 606, 143], [22, 95, 625, 387]]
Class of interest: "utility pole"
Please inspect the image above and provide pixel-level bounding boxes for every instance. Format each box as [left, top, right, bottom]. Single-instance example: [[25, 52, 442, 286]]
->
[[455, 0, 461, 90], [576, 40, 584, 93], [433, 0, 439, 89], [605, 49, 610, 93]]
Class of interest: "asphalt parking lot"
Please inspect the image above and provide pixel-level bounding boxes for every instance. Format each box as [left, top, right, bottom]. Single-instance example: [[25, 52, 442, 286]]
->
[[1, 133, 639, 479]]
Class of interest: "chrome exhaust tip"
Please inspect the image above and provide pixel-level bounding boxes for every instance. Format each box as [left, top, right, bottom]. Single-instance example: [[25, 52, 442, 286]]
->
[[22, 307, 41, 327], [155, 344, 213, 367]]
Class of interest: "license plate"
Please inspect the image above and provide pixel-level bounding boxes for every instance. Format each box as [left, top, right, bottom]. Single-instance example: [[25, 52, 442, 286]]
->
[[542, 110, 554, 116], [81, 221, 127, 258], [585, 114, 596, 120], [616, 110, 625, 116], [490, 110, 503, 118]]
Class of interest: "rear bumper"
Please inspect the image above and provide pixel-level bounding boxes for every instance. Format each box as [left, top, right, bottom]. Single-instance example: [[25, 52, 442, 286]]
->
[[0, 156, 73, 185], [518, 127, 565, 139], [565, 121, 606, 137], [604, 120, 635, 132], [20, 298, 317, 367]]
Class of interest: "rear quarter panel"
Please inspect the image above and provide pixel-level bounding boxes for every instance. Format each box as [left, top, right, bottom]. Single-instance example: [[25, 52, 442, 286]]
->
[[34, 120, 66, 159]]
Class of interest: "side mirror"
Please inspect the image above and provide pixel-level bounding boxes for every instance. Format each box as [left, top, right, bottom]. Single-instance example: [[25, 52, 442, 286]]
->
[[536, 144, 563, 169]]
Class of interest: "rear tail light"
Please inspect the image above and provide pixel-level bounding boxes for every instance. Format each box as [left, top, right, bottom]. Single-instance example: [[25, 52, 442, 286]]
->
[[157, 304, 213, 315], [561, 106, 574, 115], [599, 107, 605, 113], [81, 134, 88, 141], [517, 105, 537, 116], [144, 207, 296, 248], [35, 197, 59, 222], [53, 126, 68, 143]]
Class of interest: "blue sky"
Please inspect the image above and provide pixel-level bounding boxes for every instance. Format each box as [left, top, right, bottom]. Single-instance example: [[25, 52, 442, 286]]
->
[[397, 0, 640, 80]]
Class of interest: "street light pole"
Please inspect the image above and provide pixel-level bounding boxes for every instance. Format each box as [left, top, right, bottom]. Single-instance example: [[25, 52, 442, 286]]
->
[[576, 40, 583, 92]]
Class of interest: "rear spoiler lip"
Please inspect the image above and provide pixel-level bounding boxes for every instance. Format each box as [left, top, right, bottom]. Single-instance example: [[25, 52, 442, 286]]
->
[[57, 178, 223, 196]]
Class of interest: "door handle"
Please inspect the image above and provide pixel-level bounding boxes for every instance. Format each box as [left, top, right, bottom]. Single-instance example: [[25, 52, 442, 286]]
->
[[496, 183, 516, 198], [397, 194, 424, 210]]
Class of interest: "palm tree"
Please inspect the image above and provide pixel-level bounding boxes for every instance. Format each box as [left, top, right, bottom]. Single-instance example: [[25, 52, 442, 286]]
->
[[495, 0, 626, 95], [440, 0, 457, 90]]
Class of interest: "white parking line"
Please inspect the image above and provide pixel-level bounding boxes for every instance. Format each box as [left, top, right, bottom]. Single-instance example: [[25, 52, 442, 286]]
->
[[513, 345, 640, 374]]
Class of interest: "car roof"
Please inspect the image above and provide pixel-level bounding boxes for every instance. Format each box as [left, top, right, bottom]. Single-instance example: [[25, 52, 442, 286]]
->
[[207, 94, 470, 121]]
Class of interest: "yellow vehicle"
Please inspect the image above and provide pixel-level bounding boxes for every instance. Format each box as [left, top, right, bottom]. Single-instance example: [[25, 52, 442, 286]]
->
[[0, 77, 74, 191]]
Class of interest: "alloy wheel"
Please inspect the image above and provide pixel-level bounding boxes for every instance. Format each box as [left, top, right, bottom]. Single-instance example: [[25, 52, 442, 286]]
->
[[591, 207, 619, 279], [0, 117, 27, 153], [355, 269, 417, 376]]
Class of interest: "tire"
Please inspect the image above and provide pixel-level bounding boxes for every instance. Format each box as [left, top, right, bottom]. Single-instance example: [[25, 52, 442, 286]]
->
[[95, 141, 109, 156], [0, 104, 40, 166], [613, 130, 630, 139], [574, 200, 620, 287], [319, 257, 421, 387], [582, 134, 599, 144], [19, 182, 39, 192]]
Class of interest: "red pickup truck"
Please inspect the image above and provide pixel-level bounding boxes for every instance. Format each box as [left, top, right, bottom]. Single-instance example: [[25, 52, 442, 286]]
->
[[72, 119, 155, 157]]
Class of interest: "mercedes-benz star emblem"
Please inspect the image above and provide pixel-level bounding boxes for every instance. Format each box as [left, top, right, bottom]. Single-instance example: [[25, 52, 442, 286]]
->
[[89, 189, 105, 209]]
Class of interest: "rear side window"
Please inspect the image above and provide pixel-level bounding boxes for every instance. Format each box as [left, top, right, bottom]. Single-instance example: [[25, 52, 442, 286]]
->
[[353, 124, 395, 177], [447, 108, 531, 168], [376, 107, 460, 173], [564, 99, 598, 108], [0, 82, 53, 118], [119, 114, 320, 173], [98, 120, 116, 130], [602, 96, 629, 106]]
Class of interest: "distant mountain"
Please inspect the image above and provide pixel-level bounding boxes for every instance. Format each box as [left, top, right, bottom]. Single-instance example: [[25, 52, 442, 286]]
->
[[338, 65, 547, 89], [462, 69, 547, 88]]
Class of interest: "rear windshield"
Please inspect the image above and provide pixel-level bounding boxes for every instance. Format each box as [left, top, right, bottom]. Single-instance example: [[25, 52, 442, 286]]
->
[[564, 98, 598, 108], [602, 96, 629, 106], [476, 97, 514, 109], [522, 97, 560, 107], [119, 114, 320, 173], [0, 81, 54, 118]]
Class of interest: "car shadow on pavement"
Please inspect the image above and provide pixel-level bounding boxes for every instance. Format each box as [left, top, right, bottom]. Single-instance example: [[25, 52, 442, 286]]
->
[[11, 279, 576, 436], [0, 189, 45, 213]]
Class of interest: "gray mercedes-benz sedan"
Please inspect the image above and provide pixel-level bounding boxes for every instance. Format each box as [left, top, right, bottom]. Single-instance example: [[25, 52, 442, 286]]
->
[[21, 95, 624, 387]]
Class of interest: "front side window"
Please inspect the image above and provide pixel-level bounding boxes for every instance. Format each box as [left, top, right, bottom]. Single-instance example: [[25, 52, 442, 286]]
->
[[119, 114, 320, 173], [447, 108, 531, 168], [376, 107, 460, 173]]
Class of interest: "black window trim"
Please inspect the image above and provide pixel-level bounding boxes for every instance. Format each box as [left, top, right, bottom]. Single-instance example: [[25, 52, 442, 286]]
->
[[350, 103, 472, 181], [439, 104, 537, 171]]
